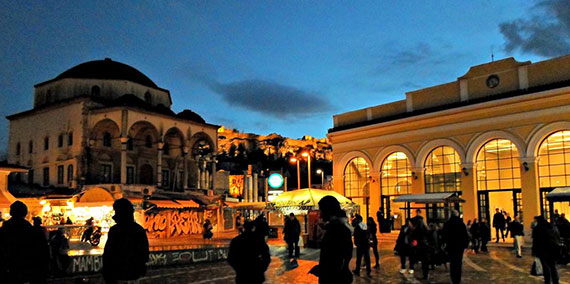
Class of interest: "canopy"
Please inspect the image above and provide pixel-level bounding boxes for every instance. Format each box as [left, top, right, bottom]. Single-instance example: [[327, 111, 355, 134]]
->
[[148, 199, 200, 209], [393, 192, 465, 203], [546, 187, 570, 202], [269, 188, 356, 210]]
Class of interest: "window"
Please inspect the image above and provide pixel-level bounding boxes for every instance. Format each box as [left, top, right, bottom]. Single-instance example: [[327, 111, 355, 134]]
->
[[127, 138, 133, 151], [101, 164, 112, 183], [43, 167, 49, 186], [44, 137, 49, 150], [163, 143, 170, 155], [57, 165, 64, 184], [162, 170, 170, 187], [476, 139, 521, 190], [103, 132, 112, 147], [58, 134, 64, 148], [16, 143, 20, 155], [29, 140, 33, 154], [144, 92, 152, 104], [344, 157, 370, 216], [91, 85, 100, 97], [538, 130, 570, 188], [380, 152, 412, 196], [68, 132, 73, 146], [145, 135, 153, 148], [424, 146, 462, 193], [28, 169, 34, 184], [126, 166, 135, 184], [67, 165, 74, 183]]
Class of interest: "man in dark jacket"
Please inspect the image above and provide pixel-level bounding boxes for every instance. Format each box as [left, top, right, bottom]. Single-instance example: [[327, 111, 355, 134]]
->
[[442, 210, 469, 284], [532, 216, 560, 284], [352, 214, 371, 276], [479, 218, 491, 252], [228, 220, 271, 284], [511, 216, 524, 258], [283, 213, 301, 258], [312, 196, 353, 284], [0, 201, 49, 284], [469, 219, 481, 254], [102, 198, 149, 284], [492, 208, 506, 243]]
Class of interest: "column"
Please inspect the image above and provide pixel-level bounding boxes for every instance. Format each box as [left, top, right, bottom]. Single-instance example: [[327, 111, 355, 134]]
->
[[248, 175, 253, 202], [157, 142, 163, 187], [211, 157, 216, 190], [253, 173, 259, 202], [368, 172, 381, 220], [411, 167, 424, 194], [183, 147, 189, 189], [461, 163, 477, 222], [120, 137, 128, 184], [520, 157, 541, 237]]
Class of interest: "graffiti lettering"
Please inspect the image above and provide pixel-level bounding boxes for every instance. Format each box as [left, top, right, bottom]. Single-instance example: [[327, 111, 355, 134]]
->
[[72, 255, 103, 273], [147, 253, 167, 266], [143, 209, 217, 239]]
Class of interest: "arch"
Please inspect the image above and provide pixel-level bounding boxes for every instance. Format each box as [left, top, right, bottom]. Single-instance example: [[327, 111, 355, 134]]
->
[[337, 150, 374, 176], [163, 127, 185, 145], [475, 138, 522, 191], [189, 132, 215, 157], [527, 121, 570, 158], [128, 121, 159, 149], [164, 127, 185, 157], [91, 85, 101, 97], [373, 145, 415, 172], [91, 119, 121, 142], [466, 130, 526, 163], [415, 138, 465, 168], [380, 151, 413, 196]]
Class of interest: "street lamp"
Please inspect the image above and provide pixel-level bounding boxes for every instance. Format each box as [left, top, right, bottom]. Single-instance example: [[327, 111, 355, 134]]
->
[[301, 152, 311, 188], [316, 169, 324, 188], [289, 157, 301, 190]]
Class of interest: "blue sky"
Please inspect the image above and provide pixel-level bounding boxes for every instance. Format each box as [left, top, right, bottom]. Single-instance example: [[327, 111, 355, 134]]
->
[[1, 1, 569, 153]]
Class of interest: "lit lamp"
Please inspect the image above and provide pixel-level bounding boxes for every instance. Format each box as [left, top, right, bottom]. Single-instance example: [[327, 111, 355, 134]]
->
[[316, 169, 324, 188], [301, 152, 311, 188], [289, 157, 301, 190]]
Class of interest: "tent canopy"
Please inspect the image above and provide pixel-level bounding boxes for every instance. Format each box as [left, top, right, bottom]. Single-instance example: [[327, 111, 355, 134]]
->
[[269, 188, 356, 210], [546, 187, 570, 202], [393, 192, 465, 204]]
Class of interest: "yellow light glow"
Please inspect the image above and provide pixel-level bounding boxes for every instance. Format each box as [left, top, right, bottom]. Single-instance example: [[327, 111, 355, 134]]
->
[[42, 205, 51, 212], [301, 152, 309, 157], [316, 169, 322, 174], [290, 157, 297, 163], [39, 200, 46, 205]]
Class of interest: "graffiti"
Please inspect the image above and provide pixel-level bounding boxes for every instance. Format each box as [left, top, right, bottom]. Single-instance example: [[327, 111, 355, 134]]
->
[[143, 209, 217, 238], [71, 255, 103, 273], [147, 253, 167, 266]]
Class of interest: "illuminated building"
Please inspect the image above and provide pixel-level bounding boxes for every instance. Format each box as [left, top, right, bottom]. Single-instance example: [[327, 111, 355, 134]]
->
[[329, 54, 570, 232]]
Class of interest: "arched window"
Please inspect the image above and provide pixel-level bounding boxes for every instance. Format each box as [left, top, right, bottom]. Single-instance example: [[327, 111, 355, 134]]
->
[[424, 146, 461, 193], [58, 134, 64, 147], [538, 130, 570, 218], [145, 135, 153, 148], [91, 86, 101, 97], [381, 152, 411, 195], [44, 137, 49, 150], [144, 92, 152, 104], [68, 132, 73, 146], [163, 143, 170, 155], [28, 140, 33, 154], [344, 157, 370, 216], [476, 139, 521, 190], [103, 132, 112, 147], [16, 143, 20, 155], [126, 138, 134, 151]]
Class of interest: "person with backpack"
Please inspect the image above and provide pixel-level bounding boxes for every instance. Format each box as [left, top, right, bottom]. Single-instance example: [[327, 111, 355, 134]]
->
[[532, 215, 560, 284], [102, 198, 149, 284]]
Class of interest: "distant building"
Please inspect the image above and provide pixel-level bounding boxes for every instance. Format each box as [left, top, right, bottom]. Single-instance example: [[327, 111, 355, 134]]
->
[[7, 58, 218, 194], [329, 55, 570, 232]]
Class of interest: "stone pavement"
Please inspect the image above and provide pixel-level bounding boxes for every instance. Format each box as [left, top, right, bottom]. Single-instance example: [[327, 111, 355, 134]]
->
[[51, 236, 570, 284]]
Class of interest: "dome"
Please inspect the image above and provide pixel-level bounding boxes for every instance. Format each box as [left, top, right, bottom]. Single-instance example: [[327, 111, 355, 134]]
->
[[47, 58, 158, 88], [176, 109, 206, 123]]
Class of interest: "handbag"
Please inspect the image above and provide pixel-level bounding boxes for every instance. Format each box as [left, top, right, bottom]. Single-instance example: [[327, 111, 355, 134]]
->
[[530, 258, 543, 276]]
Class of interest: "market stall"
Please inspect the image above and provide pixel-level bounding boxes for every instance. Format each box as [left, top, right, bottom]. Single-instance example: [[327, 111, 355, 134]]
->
[[546, 187, 570, 220], [393, 192, 465, 225]]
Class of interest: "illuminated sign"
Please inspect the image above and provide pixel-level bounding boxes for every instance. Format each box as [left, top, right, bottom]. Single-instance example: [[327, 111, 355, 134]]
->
[[229, 175, 244, 197], [268, 173, 284, 189]]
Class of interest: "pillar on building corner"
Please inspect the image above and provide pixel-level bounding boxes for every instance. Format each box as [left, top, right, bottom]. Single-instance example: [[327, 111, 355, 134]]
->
[[520, 157, 541, 237], [157, 142, 164, 187], [120, 137, 128, 184], [411, 167, 424, 195], [460, 163, 477, 222]]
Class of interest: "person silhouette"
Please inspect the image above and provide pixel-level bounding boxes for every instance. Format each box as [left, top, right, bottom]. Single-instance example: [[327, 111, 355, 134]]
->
[[0, 201, 49, 283], [228, 220, 271, 284], [102, 198, 149, 284]]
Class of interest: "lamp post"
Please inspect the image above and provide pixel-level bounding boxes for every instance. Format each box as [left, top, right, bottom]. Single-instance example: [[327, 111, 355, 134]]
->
[[316, 169, 324, 188], [301, 152, 311, 188], [289, 157, 301, 190]]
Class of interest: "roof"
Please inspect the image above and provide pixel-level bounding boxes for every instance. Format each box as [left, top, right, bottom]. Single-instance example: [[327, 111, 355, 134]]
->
[[35, 58, 158, 88], [546, 187, 570, 201], [147, 199, 200, 209], [393, 192, 465, 203], [0, 162, 29, 172]]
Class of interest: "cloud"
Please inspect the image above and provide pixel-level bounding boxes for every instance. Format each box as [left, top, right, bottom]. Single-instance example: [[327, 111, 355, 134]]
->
[[370, 42, 457, 76], [209, 79, 333, 117], [499, 0, 570, 57]]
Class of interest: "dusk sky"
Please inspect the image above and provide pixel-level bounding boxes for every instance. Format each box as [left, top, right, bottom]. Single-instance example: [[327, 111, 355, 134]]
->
[[2, 0, 570, 153]]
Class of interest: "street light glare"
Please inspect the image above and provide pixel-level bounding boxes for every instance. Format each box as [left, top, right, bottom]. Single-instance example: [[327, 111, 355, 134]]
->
[[301, 152, 309, 157], [316, 169, 322, 174], [290, 157, 297, 163]]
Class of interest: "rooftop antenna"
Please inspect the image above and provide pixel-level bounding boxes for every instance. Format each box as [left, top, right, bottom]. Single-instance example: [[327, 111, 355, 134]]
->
[[491, 46, 495, 62]]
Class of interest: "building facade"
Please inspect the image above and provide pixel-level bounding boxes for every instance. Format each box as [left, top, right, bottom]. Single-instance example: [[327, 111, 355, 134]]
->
[[329, 55, 570, 232], [7, 58, 218, 194]]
